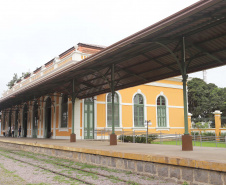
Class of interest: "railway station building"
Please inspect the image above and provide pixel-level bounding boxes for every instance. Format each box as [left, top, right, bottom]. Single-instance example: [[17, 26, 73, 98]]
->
[[0, 0, 225, 151], [0, 43, 186, 139]]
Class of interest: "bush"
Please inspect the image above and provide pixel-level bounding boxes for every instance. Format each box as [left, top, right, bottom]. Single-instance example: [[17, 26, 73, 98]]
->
[[220, 132, 226, 137], [202, 132, 215, 136], [119, 134, 157, 144], [191, 131, 216, 136], [191, 131, 199, 136]]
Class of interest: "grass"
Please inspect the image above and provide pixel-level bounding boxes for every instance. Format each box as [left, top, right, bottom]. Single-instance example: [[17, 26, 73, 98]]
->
[[126, 180, 139, 185], [0, 163, 26, 184], [53, 175, 74, 184], [80, 163, 98, 169], [152, 140, 226, 148], [182, 181, 189, 185]]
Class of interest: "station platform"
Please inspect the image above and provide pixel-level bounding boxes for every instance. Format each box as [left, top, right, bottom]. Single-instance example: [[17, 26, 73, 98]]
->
[[0, 137, 226, 184]]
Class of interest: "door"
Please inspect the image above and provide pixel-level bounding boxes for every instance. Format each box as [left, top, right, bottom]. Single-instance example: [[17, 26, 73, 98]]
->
[[33, 102, 38, 138], [15, 110, 18, 137], [84, 98, 94, 139], [23, 104, 28, 137], [45, 98, 52, 138]]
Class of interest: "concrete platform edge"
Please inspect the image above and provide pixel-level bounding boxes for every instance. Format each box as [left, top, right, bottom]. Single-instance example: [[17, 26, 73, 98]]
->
[[0, 139, 225, 173]]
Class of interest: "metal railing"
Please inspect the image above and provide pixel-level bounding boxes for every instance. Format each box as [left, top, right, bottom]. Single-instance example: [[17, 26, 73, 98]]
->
[[93, 129, 226, 148]]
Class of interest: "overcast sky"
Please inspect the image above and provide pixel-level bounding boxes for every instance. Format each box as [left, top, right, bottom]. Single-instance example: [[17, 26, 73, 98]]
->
[[0, 0, 225, 95]]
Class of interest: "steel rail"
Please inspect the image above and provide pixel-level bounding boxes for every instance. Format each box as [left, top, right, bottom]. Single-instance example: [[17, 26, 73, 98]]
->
[[0, 150, 93, 185], [0, 148, 135, 185]]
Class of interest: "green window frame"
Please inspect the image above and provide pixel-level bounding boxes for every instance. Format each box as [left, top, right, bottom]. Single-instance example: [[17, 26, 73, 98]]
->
[[107, 93, 119, 127], [134, 94, 144, 127], [61, 94, 68, 128], [157, 96, 167, 127]]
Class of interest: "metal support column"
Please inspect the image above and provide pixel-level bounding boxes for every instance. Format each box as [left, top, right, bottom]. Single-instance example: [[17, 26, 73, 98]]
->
[[111, 64, 115, 135], [182, 75, 189, 135], [181, 37, 189, 135], [110, 64, 117, 145], [181, 37, 193, 151], [70, 78, 76, 142]]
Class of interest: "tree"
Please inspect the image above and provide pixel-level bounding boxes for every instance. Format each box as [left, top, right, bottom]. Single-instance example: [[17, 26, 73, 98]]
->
[[6, 73, 18, 89], [188, 78, 226, 117], [6, 71, 31, 89], [188, 78, 209, 118], [22, 72, 30, 78]]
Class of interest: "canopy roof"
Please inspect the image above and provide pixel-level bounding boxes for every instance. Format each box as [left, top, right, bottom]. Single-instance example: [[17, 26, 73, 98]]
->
[[1, 0, 226, 110]]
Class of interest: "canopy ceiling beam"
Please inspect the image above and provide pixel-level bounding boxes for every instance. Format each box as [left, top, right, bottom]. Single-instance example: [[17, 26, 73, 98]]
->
[[143, 53, 177, 72], [159, 8, 226, 39], [190, 43, 224, 64], [121, 47, 225, 80], [115, 65, 149, 83], [185, 16, 226, 38]]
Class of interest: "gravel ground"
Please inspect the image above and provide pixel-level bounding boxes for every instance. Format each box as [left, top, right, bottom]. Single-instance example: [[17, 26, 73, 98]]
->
[[0, 146, 181, 185], [0, 155, 73, 185]]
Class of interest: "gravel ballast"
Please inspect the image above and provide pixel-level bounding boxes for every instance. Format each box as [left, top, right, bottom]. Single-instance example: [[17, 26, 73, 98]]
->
[[0, 146, 181, 185]]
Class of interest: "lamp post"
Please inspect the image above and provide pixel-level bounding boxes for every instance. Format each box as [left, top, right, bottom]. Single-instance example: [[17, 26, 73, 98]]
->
[[144, 120, 152, 144]]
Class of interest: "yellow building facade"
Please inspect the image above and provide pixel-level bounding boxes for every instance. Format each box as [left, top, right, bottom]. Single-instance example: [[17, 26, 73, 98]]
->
[[0, 43, 185, 139]]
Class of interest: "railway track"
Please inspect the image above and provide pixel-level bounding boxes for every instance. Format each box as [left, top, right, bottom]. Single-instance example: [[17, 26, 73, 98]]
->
[[0, 147, 139, 185]]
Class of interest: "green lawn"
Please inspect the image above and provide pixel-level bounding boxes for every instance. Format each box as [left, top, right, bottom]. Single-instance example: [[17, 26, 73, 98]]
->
[[152, 140, 226, 148]]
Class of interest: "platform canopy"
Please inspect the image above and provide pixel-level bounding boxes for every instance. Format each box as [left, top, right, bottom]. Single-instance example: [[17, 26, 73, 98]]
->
[[0, 0, 226, 110]]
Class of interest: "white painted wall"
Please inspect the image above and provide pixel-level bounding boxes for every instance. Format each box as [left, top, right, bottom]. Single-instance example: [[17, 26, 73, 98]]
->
[[74, 98, 81, 139]]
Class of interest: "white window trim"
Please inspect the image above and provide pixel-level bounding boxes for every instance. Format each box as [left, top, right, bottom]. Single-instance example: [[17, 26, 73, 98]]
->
[[58, 95, 69, 132], [53, 93, 57, 138], [156, 128, 170, 131], [31, 102, 34, 137], [94, 97, 97, 139], [132, 90, 147, 128], [156, 92, 170, 128], [96, 101, 105, 104], [105, 91, 122, 128], [82, 99, 84, 139], [31, 100, 39, 138]]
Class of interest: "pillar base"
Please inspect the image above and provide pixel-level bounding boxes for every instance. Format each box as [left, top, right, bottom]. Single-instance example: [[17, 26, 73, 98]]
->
[[110, 134, 117, 145], [182, 134, 193, 151], [70, 133, 76, 142]]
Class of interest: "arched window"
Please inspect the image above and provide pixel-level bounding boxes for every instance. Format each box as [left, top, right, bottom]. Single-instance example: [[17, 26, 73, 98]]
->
[[107, 93, 119, 127], [61, 94, 68, 128], [134, 94, 144, 127], [157, 96, 167, 127]]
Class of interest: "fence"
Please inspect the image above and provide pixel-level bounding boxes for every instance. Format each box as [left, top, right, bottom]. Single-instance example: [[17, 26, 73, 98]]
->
[[94, 129, 226, 148], [192, 134, 226, 147], [222, 116, 226, 127], [190, 111, 226, 136], [95, 129, 167, 144], [191, 117, 215, 128]]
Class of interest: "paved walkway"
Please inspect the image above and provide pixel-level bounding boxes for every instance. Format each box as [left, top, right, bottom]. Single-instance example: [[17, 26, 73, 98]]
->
[[0, 137, 226, 172]]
